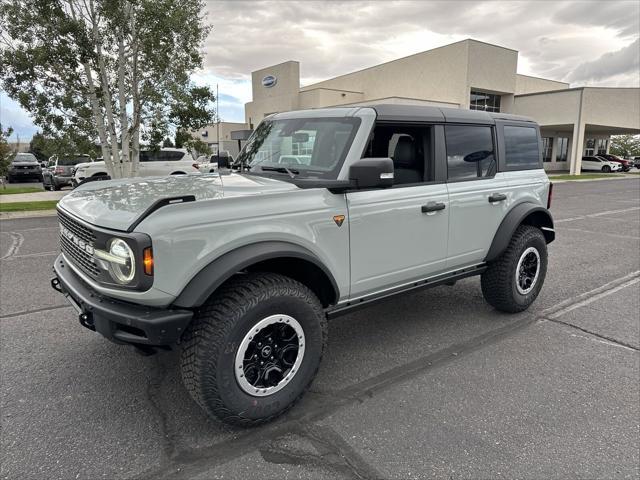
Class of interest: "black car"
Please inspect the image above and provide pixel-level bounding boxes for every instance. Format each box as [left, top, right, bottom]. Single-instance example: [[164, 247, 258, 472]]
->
[[43, 154, 92, 190], [7, 153, 43, 183]]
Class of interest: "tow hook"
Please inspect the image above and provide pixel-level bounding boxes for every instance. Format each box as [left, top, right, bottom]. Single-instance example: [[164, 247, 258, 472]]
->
[[79, 312, 96, 331], [51, 277, 63, 293]]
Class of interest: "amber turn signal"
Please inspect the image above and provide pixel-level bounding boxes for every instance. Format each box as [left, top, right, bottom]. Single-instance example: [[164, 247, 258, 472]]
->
[[143, 247, 154, 275]]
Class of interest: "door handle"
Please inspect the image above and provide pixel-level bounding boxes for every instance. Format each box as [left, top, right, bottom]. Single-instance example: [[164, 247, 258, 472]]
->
[[488, 193, 507, 203], [421, 202, 446, 213]]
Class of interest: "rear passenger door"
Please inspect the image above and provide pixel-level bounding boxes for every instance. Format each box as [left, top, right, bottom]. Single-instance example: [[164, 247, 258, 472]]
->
[[445, 124, 509, 269], [347, 124, 449, 299]]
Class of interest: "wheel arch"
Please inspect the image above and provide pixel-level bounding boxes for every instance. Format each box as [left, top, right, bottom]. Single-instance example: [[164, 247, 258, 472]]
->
[[172, 241, 340, 309], [485, 202, 555, 263]]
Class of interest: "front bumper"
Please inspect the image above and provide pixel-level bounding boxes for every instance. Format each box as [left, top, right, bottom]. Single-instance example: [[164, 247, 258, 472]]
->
[[51, 254, 193, 346]]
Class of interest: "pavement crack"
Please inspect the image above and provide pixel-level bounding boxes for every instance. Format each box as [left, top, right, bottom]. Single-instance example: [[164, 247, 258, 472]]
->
[[0, 232, 24, 259], [543, 317, 639, 352], [145, 356, 179, 463], [0, 304, 70, 319]]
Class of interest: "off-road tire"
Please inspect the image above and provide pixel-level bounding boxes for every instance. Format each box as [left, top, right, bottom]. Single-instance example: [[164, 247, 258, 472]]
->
[[481, 225, 547, 313], [180, 272, 327, 426]]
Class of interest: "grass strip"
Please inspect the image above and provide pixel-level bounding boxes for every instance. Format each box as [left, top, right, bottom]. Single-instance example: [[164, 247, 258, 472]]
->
[[0, 186, 44, 195], [0, 200, 58, 212]]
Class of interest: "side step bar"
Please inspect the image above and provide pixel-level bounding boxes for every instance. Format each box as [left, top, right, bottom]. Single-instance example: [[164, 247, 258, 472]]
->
[[326, 264, 487, 319]]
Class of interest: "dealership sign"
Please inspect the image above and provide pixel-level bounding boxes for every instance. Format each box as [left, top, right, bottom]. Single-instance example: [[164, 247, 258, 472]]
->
[[262, 75, 277, 88]]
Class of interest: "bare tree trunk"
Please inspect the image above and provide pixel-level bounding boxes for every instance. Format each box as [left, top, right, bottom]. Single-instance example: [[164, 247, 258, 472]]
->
[[117, 23, 130, 177], [130, 10, 141, 177], [89, 0, 122, 178], [67, 0, 113, 173]]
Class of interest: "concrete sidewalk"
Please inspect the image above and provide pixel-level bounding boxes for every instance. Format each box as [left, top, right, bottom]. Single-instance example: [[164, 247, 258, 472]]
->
[[0, 190, 68, 203]]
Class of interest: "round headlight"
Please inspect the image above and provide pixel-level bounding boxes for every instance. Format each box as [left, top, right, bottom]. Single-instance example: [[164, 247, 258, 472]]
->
[[108, 238, 135, 284]]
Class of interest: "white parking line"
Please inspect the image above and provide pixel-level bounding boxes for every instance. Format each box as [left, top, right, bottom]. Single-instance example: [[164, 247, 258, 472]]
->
[[554, 206, 640, 224]]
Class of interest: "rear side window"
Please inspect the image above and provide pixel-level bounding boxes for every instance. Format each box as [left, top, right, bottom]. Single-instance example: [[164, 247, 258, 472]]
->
[[503, 126, 540, 169], [140, 151, 185, 162], [445, 125, 495, 181]]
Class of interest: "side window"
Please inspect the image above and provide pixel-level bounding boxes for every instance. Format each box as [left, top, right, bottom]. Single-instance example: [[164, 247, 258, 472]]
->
[[445, 125, 495, 181], [503, 126, 540, 169], [363, 124, 432, 185], [163, 151, 185, 161]]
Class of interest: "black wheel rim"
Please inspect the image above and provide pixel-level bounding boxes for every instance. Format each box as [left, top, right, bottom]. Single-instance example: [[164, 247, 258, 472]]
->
[[516, 247, 540, 295]]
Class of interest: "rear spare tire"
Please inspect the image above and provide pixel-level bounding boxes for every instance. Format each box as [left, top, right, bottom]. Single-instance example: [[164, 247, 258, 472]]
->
[[180, 272, 327, 426], [481, 225, 548, 313]]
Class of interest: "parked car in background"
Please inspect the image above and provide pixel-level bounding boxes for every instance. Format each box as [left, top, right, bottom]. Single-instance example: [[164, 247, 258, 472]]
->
[[633, 157, 640, 169], [597, 154, 632, 172], [581, 156, 622, 173], [7, 153, 43, 183], [73, 148, 199, 185], [196, 151, 234, 173], [43, 154, 92, 190]]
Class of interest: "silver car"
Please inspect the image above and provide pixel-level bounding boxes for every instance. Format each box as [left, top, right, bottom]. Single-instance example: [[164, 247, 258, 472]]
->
[[52, 105, 554, 425]]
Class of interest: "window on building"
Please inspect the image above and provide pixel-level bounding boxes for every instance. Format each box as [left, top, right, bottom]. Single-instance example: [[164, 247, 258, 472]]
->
[[470, 90, 501, 112], [503, 126, 540, 169], [556, 137, 568, 162], [362, 124, 432, 185], [585, 138, 596, 156], [597, 138, 608, 155], [542, 137, 553, 162], [445, 125, 495, 180]]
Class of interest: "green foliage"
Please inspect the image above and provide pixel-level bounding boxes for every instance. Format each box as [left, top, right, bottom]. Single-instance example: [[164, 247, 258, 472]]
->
[[29, 131, 100, 161], [0, 125, 15, 180], [0, 0, 215, 178], [183, 137, 211, 157], [610, 135, 640, 158], [0, 200, 59, 212], [162, 137, 174, 148], [174, 128, 191, 149]]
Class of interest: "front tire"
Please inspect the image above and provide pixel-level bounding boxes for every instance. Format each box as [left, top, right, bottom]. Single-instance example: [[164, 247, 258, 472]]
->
[[180, 272, 327, 426], [481, 225, 548, 313], [602, 165, 611, 173]]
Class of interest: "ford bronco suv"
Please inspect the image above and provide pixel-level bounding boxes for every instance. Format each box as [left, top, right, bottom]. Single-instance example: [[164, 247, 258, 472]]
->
[[51, 105, 554, 425]]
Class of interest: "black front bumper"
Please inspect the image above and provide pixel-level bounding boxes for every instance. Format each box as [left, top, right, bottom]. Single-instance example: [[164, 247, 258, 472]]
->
[[52, 254, 193, 346]]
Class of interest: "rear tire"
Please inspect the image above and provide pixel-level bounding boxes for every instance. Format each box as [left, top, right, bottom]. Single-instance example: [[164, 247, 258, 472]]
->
[[602, 165, 611, 173], [180, 272, 327, 426], [481, 225, 548, 313]]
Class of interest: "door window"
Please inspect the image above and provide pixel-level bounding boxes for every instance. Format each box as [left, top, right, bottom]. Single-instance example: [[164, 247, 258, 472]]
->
[[542, 137, 552, 162], [362, 124, 432, 185], [556, 137, 568, 162], [445, 125, 495, 180], [503, 126, 540, 169]]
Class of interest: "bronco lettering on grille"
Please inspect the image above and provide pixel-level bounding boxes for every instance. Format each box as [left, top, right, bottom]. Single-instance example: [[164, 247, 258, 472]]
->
[[60, 225, 95, 255]]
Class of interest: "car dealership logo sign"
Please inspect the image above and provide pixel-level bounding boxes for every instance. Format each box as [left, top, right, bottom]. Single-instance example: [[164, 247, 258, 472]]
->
[[262, 75, 277, 88]]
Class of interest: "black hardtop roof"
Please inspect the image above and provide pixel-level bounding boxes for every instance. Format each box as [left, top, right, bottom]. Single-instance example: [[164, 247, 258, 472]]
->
[[370, 103, 535, 125]]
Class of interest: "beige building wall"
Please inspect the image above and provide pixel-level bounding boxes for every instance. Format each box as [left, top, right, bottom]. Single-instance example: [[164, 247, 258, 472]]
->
[[515, 74, 569, 95]]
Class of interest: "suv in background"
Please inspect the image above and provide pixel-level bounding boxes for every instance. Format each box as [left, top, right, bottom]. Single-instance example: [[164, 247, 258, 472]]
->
[[7, 153, 43, 183], [597, 153, 632, 172], [581, 156, 622, 172], [43, 154, 92, 190], [73, 148, 199, 184], [196, 151, 234, 173], [52, 105, 554, 426]]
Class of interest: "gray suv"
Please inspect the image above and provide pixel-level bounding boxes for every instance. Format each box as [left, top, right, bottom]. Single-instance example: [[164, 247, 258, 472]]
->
[[51, 105, 555, 425]]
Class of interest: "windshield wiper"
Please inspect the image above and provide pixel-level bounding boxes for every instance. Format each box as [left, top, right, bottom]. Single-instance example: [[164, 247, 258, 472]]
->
[[260, 166, 299, 178]]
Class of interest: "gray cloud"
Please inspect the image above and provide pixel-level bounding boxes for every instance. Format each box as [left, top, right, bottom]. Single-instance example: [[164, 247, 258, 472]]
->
[[567, 38, 640, 83]]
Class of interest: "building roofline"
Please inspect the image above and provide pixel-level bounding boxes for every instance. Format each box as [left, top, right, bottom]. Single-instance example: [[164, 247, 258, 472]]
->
[[516, 73, 569, 85], [299, 86, 364, 94], [252, 59, 299, 74], [301, 38, 516, 90], [515, 86, 640, 98]]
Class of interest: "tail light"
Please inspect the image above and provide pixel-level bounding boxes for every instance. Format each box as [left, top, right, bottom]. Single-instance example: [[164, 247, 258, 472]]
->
[[55, 167, 64, 174], [547, 182, 553, 209]]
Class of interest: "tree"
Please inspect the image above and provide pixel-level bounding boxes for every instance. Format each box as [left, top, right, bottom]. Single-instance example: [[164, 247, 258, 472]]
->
[[610, 135, 640, 158], [162, 137, 174, 148], [0, 0, 215, 179], [30, 131, 101, 161], [0, 125, 15, 187]]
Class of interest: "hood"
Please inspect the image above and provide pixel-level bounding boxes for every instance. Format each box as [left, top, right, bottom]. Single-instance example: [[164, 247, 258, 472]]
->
[[57, 173, 298, 231], [11, 161, 40, 167]]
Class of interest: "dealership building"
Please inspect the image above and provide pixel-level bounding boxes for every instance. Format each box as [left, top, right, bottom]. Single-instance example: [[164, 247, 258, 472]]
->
[[237, 39, 639, 173]]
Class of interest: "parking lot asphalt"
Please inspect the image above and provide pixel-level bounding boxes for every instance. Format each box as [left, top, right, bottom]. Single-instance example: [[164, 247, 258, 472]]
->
[[1, 178, 639, 479]]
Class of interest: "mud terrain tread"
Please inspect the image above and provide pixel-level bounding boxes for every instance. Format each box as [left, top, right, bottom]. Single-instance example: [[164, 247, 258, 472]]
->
[[481, 225, 547, 313], [180, 272, 327, 426]]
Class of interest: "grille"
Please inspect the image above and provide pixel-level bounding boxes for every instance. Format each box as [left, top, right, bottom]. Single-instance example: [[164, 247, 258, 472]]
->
[[58, 211, 101, 278]]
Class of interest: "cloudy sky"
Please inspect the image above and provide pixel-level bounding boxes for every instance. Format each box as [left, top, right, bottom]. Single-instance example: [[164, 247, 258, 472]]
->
[[2, 0, 639, 140]]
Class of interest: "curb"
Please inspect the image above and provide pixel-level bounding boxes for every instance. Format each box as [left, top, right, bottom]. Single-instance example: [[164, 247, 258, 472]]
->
[[549, 175, 640, 184], [0, 210, 58, 220]]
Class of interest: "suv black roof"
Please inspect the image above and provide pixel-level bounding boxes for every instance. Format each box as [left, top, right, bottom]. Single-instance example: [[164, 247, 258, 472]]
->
[[371, 103, 535, 124]]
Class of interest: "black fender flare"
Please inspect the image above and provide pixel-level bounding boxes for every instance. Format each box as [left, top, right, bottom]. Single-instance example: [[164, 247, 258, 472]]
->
[[172, 241, 340, 308], [485, 203, 555, 262]]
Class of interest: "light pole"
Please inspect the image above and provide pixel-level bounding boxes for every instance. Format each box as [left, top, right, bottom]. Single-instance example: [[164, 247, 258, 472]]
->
[[216, 83, 220, 155]]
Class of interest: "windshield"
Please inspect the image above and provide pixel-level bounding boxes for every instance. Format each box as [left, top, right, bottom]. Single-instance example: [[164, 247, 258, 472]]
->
[[59, 156, 89, 166], [237, 117, 360, 179], [12, 153, 37, 163]]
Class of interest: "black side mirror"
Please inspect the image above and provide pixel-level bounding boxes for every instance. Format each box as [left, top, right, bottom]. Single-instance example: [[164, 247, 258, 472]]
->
[[349, 158, 394, 189]]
